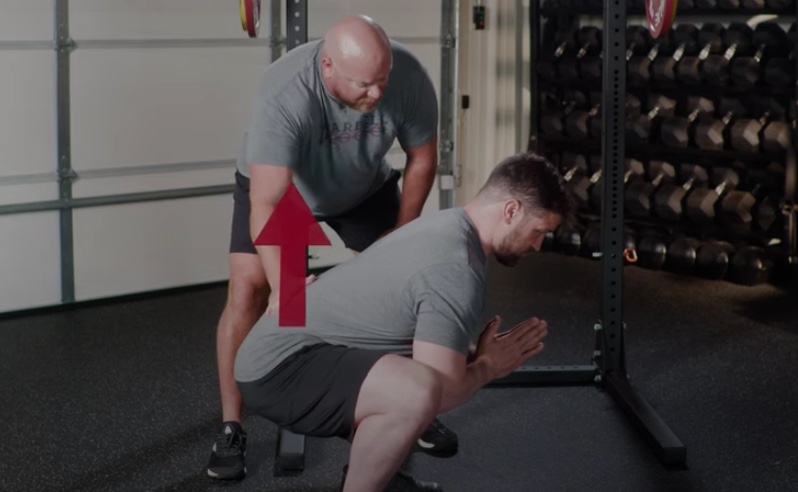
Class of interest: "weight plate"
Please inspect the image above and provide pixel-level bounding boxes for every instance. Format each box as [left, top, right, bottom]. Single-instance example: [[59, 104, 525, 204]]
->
[[241, 0, 260, 38], [645, 0, 678, 39]]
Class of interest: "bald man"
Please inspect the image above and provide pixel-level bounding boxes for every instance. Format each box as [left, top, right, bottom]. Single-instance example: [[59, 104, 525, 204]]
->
[[206, 15, 447, 480]]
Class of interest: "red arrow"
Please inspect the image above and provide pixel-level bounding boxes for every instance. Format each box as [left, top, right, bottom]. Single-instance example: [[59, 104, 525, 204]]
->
[[253, 183, 330, 327]]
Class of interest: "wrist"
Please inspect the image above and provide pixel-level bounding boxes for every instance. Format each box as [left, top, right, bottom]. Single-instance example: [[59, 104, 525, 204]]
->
[[472, 355, 496, 384]]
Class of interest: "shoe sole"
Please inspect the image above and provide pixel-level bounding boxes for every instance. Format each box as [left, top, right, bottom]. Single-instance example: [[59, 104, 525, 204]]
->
[[414, 440, 458, 458]]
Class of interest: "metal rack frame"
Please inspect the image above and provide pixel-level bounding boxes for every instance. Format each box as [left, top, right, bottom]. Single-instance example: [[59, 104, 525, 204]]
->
[[487, 0, 689, 468]]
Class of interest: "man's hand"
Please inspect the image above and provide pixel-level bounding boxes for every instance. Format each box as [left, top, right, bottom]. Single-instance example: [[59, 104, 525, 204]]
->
[[473, 315, 548, 380], [265, 274, 319, 316]]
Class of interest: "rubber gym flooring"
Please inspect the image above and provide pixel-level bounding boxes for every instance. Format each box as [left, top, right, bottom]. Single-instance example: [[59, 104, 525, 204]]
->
[[2, 252, 796, 492]]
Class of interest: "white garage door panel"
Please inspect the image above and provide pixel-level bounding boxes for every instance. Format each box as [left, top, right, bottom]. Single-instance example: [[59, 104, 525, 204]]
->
[[73, 196, 231, 301], [0, 212, 62, 313], [0, 0, 54, 42], [69, 0, 246, 40], [71, 166, 235, 199], [0, 183, 59, 206], [308, 0, 441, 38], [70, 47, 266, 172], [0, 52, 56, 178]]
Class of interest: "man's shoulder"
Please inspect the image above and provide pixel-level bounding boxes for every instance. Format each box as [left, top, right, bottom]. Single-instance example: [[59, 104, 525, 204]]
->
[[388, 39, 431, 78], [256, 40, 322, 110]]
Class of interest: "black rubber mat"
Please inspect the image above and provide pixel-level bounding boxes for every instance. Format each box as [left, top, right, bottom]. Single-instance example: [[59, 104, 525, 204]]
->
[[1, 252, 796, 492]]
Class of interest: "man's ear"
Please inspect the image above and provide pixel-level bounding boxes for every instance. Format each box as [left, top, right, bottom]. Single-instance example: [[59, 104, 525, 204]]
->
[[502, 199, 521, 224]]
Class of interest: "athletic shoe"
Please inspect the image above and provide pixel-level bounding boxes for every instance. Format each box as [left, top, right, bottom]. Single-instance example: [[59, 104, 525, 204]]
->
[[340, 465, 442, 492], [415, 418, 458, 458], [206, 421, 247, 480]]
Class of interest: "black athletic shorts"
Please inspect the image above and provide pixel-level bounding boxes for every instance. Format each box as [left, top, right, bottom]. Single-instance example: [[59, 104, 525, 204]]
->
[[237, 343, 388, 440], [230, 169, 401, 254]]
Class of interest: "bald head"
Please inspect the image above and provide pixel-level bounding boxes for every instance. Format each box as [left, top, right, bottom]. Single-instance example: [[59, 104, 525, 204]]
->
[[320, 15, 393, 112]]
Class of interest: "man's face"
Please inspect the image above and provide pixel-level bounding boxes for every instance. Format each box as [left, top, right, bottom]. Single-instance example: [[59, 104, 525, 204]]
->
[[325, 56, 391, 112], [494, 205, 561, 267]]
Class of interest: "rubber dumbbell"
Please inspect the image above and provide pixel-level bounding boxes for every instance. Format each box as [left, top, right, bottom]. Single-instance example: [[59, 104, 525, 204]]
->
[[636, 230, 669, 270], [676, 23, 726, 85], [559, 153, 594, 209], [590, 158, 645, 212], [718, 170, 778, 235], [557, 26, 602, 81], [684, 167, 740, 223], [625, 160, 677, 218], [537, 25, 577, 81], [665, 236, 704, 276], [580, 26, 651, 85], [589, 94, 642, 138], [730, 22, 790, 89], [653, 163, 709, 221], [541, 100, 578, 137], [728, 245, 775, 286], [552, 220, 585, 256], [581, 222, 636, 259], [659, 96, 715, 148], [652, 24, 699, 84], [565, 101, 601, 139], [763, 23, 795, 89], [628, 32, 673, 87], [626, 94, 676, 147], [702, 23, 754, 87], [695, 240, 736, 280], [729, 98, 791, 154], [693, 98, 748, 151]]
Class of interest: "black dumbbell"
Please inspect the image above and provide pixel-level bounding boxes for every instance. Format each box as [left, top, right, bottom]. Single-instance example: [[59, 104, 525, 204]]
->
[[589, 94, 643, 138], [581, 222, 637, 259], [636, 230, 670, 270], [590, 158, 645, 211], [553, 219, 585, 256], [653, 164, 709, 221], [693, 98, 747, 151], [565, 101, 601, 139], [538, 25, 577, 81], [581, 26, 651, 85], [626, 94, 677, 147], [625, 160, 677, 218], [728, 245, 775, 286], [695, 240, 736, 280], [665, 236, 705, 276], [558, 26, 603, 81], [676, 23, 726, 85], [702, 23, 755, 87], [743, 0, 793, 8], [684, 167, 740, 223], [652, 24, 700, 84], [628, 32, 673, 87], [718, 170, 779, 235], [541, 99, 578, 137], [730, 23, 790, 89], [659, 96, 715, 148], [729, 98, 791, 154], [559, 153, 594, 209], [763, 23, 795, 88]]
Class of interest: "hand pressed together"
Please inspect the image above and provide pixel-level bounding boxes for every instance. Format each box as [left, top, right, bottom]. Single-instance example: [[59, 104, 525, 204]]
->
[[473, 314, 548, 380]]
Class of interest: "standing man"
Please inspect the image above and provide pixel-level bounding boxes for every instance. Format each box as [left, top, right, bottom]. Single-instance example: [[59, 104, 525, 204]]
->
[[207, 15, 454, 480]]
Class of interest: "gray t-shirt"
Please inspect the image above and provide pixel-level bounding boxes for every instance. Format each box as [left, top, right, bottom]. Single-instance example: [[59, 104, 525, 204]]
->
[[234, 207, 488, 382], [236, 39, 439, 218]]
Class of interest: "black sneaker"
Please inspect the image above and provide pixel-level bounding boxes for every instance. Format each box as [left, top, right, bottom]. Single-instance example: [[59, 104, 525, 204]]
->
[[414, 418, 458, 458], [340, 465, 442, 492], [206, 421, 247, 480]]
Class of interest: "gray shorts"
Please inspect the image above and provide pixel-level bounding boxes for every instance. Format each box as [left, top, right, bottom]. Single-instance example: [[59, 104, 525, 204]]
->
[[237, 343, 388, 439], [230, 170, 401, 254]]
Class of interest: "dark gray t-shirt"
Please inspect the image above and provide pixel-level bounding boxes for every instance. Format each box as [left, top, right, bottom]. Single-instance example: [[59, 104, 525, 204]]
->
[[236, 39, 439, 218], [234, 207, 488, 382]]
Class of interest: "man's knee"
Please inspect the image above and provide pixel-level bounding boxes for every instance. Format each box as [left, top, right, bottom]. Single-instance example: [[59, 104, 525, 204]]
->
[[226, 254, 270, 315]]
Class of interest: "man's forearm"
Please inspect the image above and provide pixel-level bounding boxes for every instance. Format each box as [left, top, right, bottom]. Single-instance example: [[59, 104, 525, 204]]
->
[[436, 356, 495, 414], [250, 205, 281, 292], [396, 156, 437, 226]]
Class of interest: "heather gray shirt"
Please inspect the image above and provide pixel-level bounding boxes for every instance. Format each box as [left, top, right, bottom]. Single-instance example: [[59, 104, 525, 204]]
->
[[236, 39, 438, 218], [234, 207, 488, 382]]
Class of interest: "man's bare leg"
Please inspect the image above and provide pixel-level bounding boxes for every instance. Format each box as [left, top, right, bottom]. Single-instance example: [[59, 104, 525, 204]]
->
[[342, 356, 441, 492], [216, 253, 270, 424]]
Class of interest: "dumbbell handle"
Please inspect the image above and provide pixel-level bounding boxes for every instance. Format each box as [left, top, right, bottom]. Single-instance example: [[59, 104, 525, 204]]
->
[[722, 42, 740, 62], [647, 105, 664, 120], [644, 42, 660, 61], [563, 165, 580, 181], [714, 179, 734, 195], [554, 41, 568, 58], [586, 167, 638, 185], [681, 176, 698, 190], [671, 43, 686, 62], [651, 171, 669, 187]]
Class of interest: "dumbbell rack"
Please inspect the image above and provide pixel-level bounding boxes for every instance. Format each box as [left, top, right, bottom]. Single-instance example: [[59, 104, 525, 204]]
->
[[531, 1, 798, 284], [491, 0, 797, 470]]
